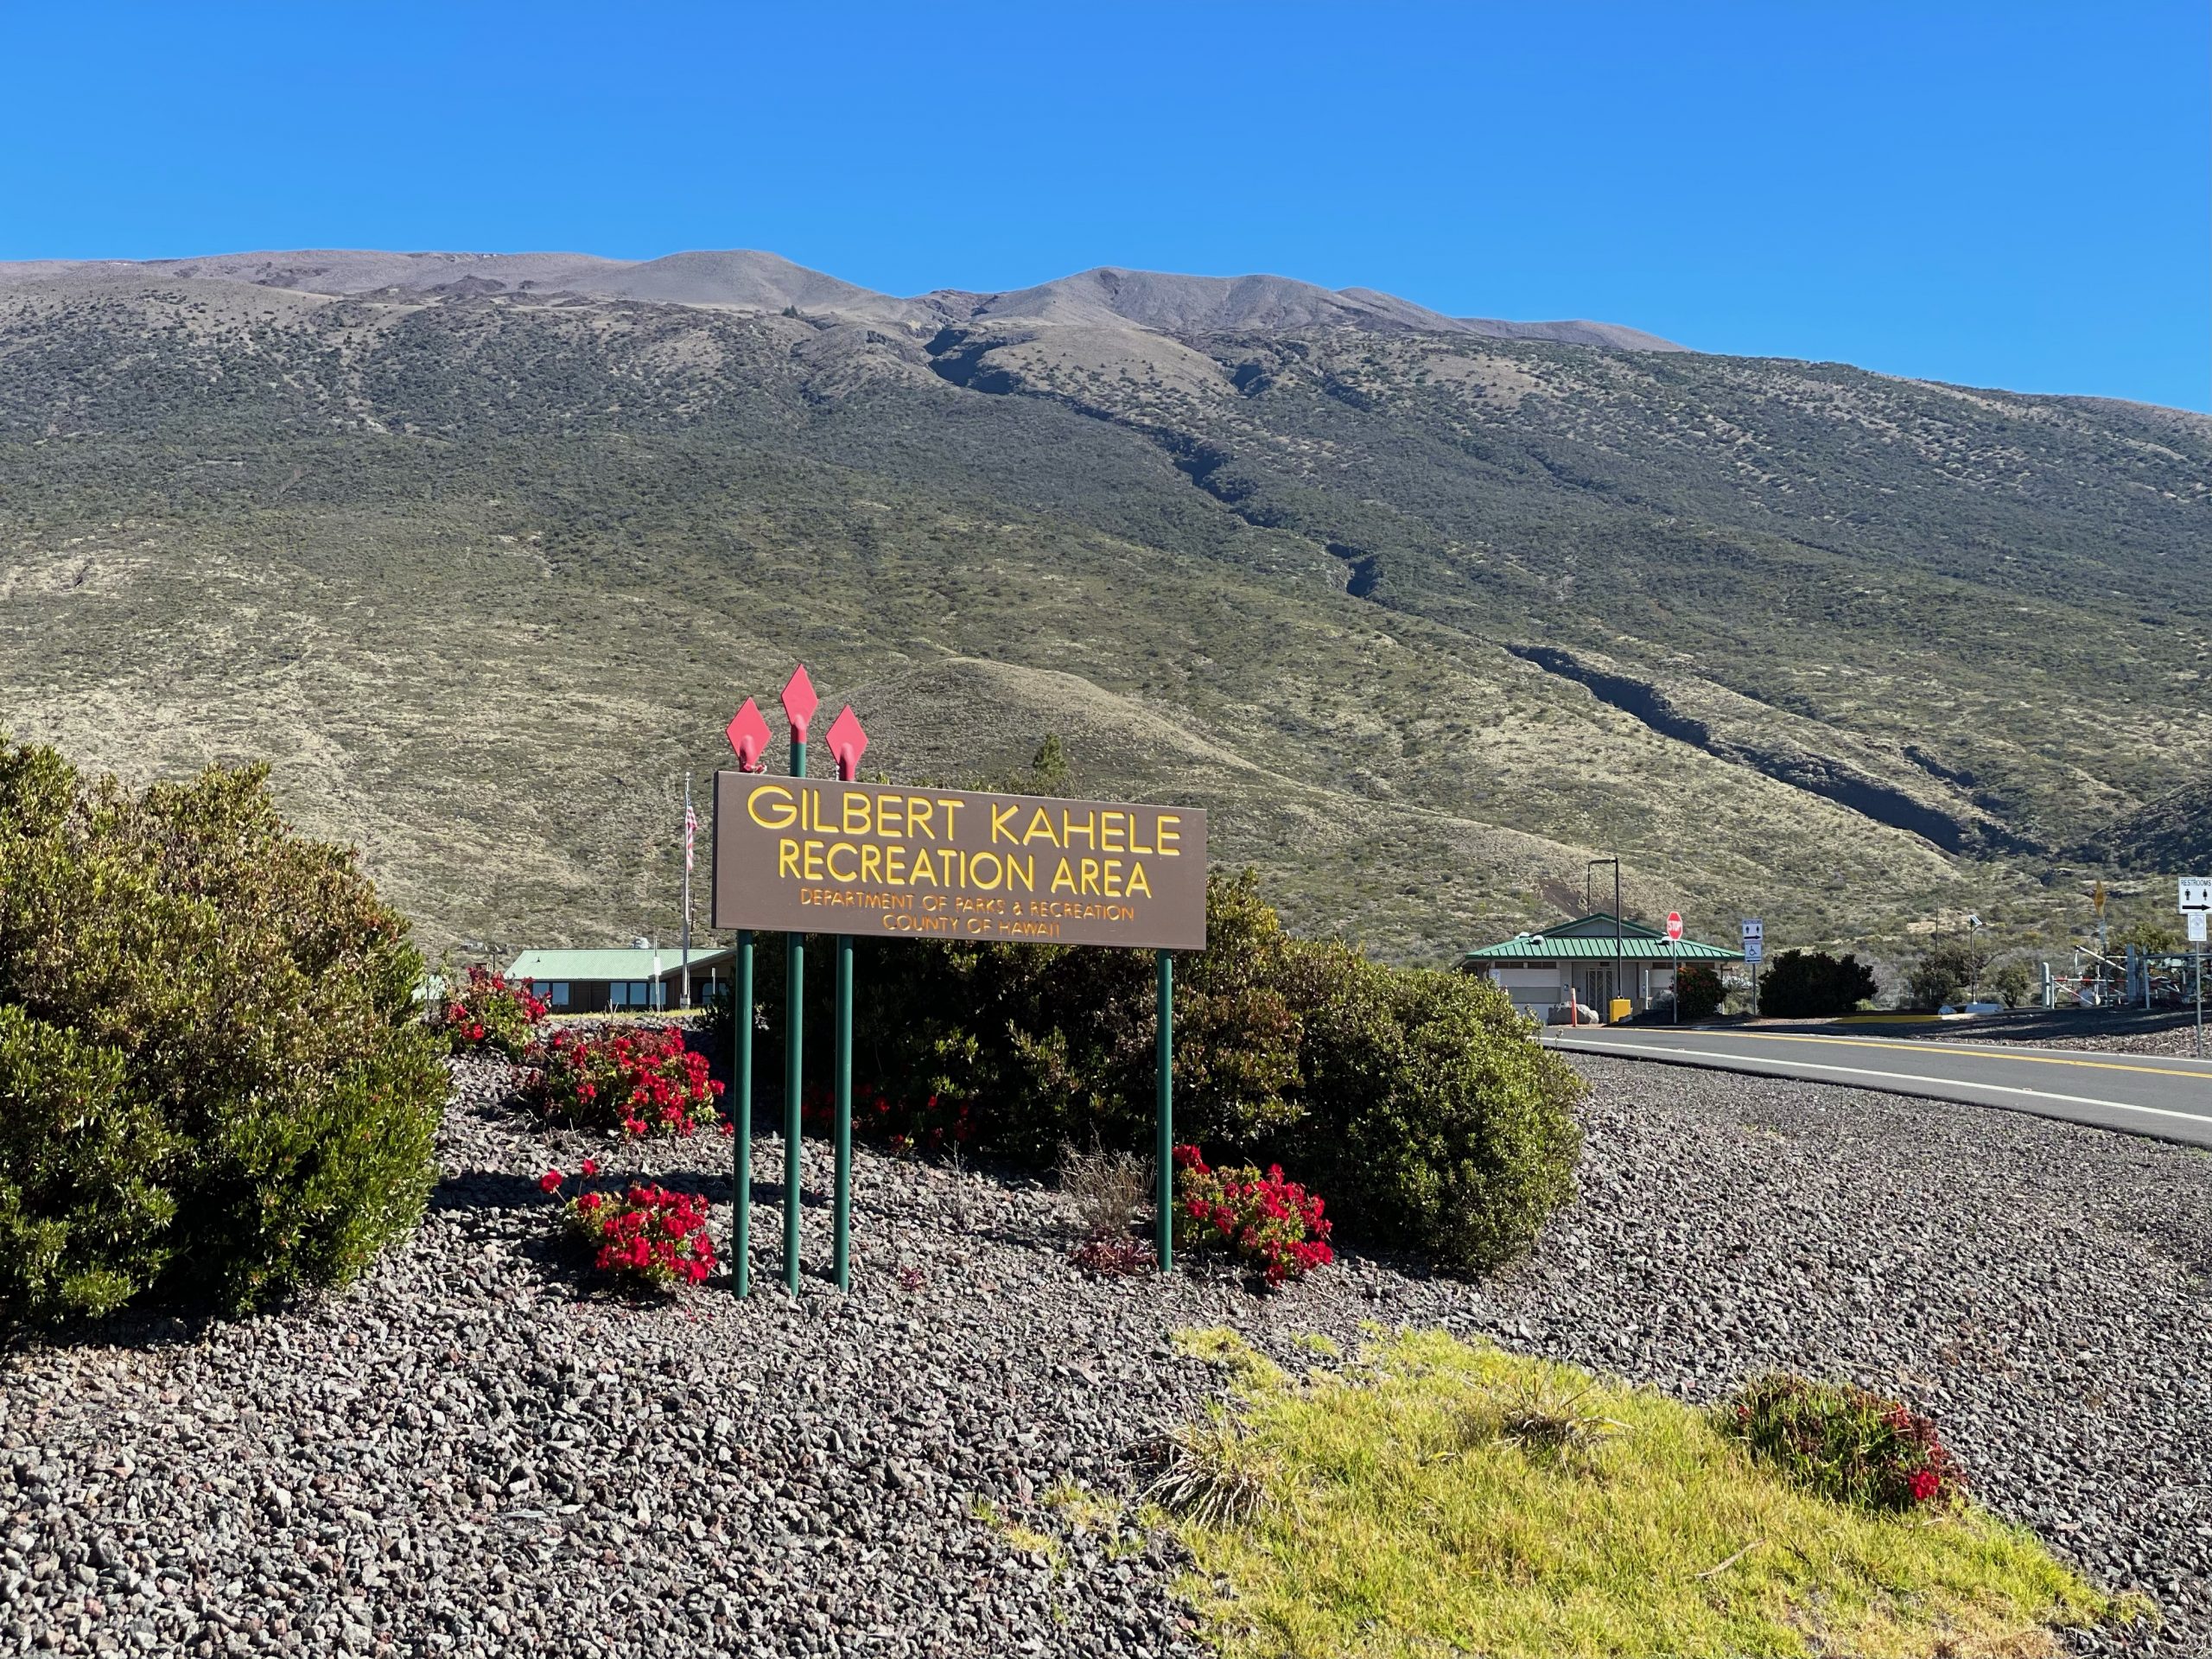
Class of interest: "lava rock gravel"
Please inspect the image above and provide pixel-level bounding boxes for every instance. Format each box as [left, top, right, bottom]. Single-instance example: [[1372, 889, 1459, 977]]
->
[[3, 1050, 2204, 1656]]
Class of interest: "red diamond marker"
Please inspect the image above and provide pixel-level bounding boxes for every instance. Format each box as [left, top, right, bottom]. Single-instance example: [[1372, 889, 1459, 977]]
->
[[779, 664, 819, 741], [826, 705, 868, 779], [725, 697, 772, 772]]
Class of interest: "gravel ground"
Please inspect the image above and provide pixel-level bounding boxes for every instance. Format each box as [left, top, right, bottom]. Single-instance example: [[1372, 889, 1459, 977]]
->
[[4, 1048, 2206, 1656]]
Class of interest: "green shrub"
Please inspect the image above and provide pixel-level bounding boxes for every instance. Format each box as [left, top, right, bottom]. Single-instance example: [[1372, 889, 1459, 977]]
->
[[1904, 940, 1980, 1009], [830, 868, 1305, 1161], [0, 739, 446, 1322], [0, 1006, 175, 1320], [834, 868, 1582, 1275], [1757, 949, 1878, 1018], [1986, 958, 2036, 1009], [1283, 949, 1583, 1274], [1673, 962, 1726, 1020], [1722, 1374, 1964, 1512]]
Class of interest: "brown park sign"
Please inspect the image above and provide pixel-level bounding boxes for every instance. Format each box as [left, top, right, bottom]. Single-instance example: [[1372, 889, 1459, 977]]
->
[[710, 773, 1208, 950]]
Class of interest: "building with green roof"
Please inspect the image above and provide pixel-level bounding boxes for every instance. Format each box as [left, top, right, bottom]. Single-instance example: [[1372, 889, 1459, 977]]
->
[[505, 946, 736, 1014], [1463, 913, 1743, 1024]]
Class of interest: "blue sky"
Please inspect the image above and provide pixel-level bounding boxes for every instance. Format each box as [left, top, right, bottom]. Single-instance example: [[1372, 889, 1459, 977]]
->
[[4, 2, 2204, 409]]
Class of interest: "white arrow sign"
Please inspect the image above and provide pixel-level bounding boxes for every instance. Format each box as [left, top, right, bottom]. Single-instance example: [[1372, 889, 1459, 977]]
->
[[2180, 878, 2212, 912]]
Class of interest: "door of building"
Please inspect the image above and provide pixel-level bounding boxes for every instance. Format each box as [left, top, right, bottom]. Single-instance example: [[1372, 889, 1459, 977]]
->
[[1573, 965, 1616, 1014]]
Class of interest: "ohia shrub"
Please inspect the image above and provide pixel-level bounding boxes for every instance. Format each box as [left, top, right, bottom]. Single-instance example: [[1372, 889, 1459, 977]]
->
[[0, 738, 446, 1323]]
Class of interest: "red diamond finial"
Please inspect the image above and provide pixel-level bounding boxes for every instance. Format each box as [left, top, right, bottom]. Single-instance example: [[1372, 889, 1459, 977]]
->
[[780, 664, 819, 741], [725, 697, 772, 772], [826, 705, 868, 779]]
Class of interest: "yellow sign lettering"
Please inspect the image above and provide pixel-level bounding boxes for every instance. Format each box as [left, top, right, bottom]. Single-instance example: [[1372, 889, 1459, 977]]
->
[[751, 783, 798, 830]]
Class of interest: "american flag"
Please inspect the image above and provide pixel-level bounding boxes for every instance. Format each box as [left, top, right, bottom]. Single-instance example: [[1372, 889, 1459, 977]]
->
[[683, 802, 697, 871]]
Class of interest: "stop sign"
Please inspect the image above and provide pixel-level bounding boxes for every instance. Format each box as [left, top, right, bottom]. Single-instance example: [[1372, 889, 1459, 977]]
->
[[1666, 912, 1683, 941]]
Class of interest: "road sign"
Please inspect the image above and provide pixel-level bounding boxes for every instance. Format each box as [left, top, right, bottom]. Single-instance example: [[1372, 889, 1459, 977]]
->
[[713, 774, 1209, 950], [2180, 877, 2212, 912], [1666, 911, 1682, 941], [1740, 918, 1764, 963], [2190, 910, 2209, 944]]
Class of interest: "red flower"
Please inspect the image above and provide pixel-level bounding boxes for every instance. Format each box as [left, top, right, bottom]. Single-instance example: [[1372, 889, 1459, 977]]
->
[[580, 1158, 598, 1177], [1910, 1469, 1941, 1503], [539, 1169, 563, 1193]]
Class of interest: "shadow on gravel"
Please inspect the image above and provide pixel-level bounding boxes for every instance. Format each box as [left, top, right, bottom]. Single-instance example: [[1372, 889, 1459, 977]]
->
[[1, 1309, 217, 1358], [429, 1171, 802, 1213]]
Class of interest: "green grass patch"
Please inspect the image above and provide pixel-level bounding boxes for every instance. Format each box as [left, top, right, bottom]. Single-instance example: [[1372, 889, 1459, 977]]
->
[[1162, 1329, 2136, 1658]]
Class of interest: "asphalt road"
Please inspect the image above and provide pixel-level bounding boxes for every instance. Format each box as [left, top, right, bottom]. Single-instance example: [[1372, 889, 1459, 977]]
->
[[1545, 1026, 2212, 1149]]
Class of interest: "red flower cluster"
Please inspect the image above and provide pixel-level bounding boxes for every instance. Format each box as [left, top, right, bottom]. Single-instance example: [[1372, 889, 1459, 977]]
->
[[439, 964, 549, 1058], [529, 1027, 724, 1138], [1172, 1144, 1334, 1286], [546, 1171, 717, 1289]]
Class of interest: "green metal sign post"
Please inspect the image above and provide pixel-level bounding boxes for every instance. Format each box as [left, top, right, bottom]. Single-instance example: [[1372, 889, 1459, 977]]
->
[[779, 668, 817, 1297], [1154, 950, 1173, 1272], [721, 696, 772, 1300], [825, 705, 868, 1291], [732, 928, 753, 1297]]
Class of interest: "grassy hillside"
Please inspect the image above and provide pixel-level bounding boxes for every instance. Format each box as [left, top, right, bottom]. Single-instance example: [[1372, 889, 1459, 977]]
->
[[1, 272, 2203, 968]]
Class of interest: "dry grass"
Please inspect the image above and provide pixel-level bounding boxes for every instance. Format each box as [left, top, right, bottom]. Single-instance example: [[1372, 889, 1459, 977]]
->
[[1057, 1139, 1150, 1242]]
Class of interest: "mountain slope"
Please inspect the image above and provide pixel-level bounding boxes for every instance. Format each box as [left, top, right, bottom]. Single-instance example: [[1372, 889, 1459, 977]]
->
[[0, 257, 2202, 964]]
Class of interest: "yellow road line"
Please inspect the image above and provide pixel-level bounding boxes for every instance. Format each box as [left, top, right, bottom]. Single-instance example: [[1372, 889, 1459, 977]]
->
[[1698, 1030, 2211, 1083]]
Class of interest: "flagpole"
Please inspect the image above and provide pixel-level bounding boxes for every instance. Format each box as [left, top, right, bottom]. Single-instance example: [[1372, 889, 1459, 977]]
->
[[681, 773, 694, 1009]]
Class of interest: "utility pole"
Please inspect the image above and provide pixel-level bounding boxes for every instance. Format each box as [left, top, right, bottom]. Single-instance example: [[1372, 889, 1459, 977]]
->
[[681, 773, 695, 1009], [1588, 856, 1623, 1023]]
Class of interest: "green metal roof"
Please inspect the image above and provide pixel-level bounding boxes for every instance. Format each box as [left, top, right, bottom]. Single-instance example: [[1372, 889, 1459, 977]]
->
[[1465, 914, 1743, 963], [505, 947, 734, 982]]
